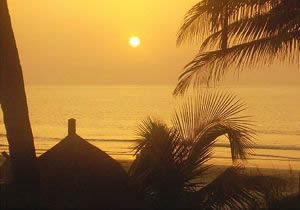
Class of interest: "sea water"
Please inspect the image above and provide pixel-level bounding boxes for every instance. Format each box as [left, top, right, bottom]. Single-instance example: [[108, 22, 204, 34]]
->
[[0, 85, 300, 169]]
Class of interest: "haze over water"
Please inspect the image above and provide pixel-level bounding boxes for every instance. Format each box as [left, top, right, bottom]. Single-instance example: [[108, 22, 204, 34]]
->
[[0, 84, 300, 169]]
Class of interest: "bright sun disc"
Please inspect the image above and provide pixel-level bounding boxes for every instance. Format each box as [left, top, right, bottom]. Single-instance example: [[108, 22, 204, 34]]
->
[[129, 36, 140, 48]]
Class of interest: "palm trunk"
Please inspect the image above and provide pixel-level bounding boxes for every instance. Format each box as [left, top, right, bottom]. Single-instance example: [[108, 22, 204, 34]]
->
[[0, 0, 40, 208], [221, 0, 229, 50]]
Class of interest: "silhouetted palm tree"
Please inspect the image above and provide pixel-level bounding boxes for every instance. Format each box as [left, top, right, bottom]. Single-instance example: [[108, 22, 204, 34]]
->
[[175, 0, 300, 95], [129, 91, 286, 209], [0, 0, 40, 208]]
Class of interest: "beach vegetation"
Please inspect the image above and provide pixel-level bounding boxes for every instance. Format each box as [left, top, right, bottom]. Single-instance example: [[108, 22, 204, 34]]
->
[[129, 91, 287, 209], [174, 0, 300, 95]]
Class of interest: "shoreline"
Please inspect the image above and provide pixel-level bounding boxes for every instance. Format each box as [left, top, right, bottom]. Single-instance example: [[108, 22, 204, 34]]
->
[[118, 159, 300, 194]]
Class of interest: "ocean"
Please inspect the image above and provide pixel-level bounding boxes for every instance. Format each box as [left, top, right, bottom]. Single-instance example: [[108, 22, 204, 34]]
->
[[1, 85, 300, 169]]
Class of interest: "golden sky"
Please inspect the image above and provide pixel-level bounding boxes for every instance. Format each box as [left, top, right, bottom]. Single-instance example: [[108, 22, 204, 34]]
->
[[8, 0, 300, 86], [9, 0, 199, 85]]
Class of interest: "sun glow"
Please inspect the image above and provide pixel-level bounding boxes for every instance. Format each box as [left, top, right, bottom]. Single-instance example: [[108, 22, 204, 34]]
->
[[129, 36, 141, 48]]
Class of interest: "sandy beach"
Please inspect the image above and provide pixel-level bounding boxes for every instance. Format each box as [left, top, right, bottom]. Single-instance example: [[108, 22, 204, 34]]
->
[[118, 159, 300, 194]]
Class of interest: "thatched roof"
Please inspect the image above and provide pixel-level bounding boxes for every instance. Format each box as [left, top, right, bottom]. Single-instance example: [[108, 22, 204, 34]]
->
[[38, 119, 138, 209]]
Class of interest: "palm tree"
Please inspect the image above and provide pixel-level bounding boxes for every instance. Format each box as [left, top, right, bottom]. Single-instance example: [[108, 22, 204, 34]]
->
[[0, 0, 40, 208], [128, 91, 286, 209], [174, 0, 300, 95]]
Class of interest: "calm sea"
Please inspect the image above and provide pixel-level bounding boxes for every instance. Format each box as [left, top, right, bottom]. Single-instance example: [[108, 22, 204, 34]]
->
[[1, 85, 300, 169]]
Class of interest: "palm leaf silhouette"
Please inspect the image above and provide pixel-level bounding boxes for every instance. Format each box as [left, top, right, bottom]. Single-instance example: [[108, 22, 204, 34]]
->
[[129, 91, 285, 209], [175, 0, 300, 94]]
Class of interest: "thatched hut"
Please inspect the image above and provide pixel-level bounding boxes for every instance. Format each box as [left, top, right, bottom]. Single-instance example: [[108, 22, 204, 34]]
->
[[38, 119, 138, 209]]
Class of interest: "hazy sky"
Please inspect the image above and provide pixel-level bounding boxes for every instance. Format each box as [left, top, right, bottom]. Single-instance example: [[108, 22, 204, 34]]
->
[[9, 0, 300, 86]]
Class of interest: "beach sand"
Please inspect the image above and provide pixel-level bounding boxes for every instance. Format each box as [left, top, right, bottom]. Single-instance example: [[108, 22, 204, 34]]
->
[[118, 159, 300, 194], [0, 155, 298, 194]]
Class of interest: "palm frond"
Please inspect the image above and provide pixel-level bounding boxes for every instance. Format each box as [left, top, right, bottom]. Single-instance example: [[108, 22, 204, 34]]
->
[[176, 0, 279, 46], [177, 1, 213, 46], [172, 91, 254, 161], [200, 1, 300, 51], [129, 92, 255, 194], [128, 92, 268, 209], [175, 30, 300, 94], [129, 117, 213, 209], [130, 117, 212, 182], [133, 117, 170, 155]]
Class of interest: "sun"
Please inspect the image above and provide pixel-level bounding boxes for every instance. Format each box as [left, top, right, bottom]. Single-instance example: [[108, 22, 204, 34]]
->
[[129, 36, 141, 48]]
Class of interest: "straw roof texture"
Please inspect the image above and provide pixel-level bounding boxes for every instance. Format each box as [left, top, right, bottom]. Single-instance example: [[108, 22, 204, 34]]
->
[[39, 134, 138, 209]]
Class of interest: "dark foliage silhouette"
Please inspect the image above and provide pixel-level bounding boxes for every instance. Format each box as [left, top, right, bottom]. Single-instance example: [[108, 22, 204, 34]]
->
[[175, 0, 300, 95], [129, 91, 286, 209]]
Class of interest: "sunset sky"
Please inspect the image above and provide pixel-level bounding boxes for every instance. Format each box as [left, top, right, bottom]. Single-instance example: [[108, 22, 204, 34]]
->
[[9, 0, 300, 86]]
